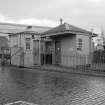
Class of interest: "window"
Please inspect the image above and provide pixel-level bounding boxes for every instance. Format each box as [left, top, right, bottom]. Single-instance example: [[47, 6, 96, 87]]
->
[[26, 38, 31, 49], [13, 36, 18, 47], [77, 38, 83, 51]]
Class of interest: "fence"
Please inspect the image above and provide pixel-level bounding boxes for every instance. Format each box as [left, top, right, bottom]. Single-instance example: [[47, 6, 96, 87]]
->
[[62, 54, 90, 67], [0, 47, 11, 65], [61, 53, 105, 72]]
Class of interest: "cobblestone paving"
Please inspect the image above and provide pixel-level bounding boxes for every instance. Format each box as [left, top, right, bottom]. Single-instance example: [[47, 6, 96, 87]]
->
[[1, 66, 105, 105], [5, 101, 37, 105]]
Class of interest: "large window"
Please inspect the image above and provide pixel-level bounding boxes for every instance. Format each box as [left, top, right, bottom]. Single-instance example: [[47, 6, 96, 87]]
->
[[77, 38, 83, 51], [26, 38, 31, 50]]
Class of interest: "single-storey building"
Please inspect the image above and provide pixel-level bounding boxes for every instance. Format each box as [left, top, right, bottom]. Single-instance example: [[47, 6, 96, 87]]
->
[[42, 22, 97, 66], [9, 22, 97, 67]]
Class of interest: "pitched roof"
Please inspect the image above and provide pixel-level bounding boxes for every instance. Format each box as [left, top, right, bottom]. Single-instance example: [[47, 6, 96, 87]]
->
[[0, 22, 51, 36], [43, 23, 97, 37], [19, 30, 40, 34]]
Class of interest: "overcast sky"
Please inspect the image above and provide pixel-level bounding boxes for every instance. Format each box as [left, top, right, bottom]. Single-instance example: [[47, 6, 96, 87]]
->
[[0, 0, 105, 33]]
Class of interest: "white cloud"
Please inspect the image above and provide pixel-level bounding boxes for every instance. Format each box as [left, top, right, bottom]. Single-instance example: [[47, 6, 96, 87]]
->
[[0, 14, 10, 22], [0, 14, 17, 24], [18, 18, 58, 27], [0, 14, 58, 27], [88, 0, 102, 3]]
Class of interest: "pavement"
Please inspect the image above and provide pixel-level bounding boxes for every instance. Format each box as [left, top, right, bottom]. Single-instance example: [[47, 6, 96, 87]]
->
[[2, 64, 105, 105], [7, 64, 105, 77]]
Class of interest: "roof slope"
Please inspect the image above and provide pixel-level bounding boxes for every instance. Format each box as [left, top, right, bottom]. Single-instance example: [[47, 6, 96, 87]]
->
[[43, 23, 97, 36], [0, 22, 52, 35], [9, 30, 40, 36]]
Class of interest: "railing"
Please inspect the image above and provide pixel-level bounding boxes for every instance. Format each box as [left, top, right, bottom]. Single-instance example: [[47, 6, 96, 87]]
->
[[0, 47, 23, 65], [91, 54, 105, 70], [0, 47, 11, 65], [11, 47, 23, 58], [40, 53, 52, 64], [62, 54, 89, 66], [61, 54, 105, 72]]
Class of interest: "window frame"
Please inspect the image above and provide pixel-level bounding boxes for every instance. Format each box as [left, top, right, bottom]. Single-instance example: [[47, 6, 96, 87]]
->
[[26, 38, 31, 50], [77, 38, 83, 51]]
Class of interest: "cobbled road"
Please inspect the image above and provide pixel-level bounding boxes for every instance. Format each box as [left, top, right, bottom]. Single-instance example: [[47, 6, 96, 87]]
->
[[1, 66, 105, 105]]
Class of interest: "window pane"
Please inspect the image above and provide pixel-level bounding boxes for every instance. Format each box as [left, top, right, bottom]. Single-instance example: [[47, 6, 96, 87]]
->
[[77, 38, 82, 51], [26, 38, 30, 49]]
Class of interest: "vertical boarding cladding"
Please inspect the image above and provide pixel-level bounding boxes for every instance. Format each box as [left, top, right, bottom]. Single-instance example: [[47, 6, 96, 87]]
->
[[61, 35, 76, 67], [76, 34, 90, 65], [11, 47, 23, 66], [23, 35, 34, 67], [24, 50, 34, 67]]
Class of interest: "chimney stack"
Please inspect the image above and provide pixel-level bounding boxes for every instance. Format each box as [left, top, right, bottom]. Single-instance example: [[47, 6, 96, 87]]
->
[[27, 25, 32, 29], [60, 18, 63, 25]]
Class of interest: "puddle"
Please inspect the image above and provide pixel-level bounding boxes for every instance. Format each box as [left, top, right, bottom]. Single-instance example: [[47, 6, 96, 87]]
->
[[4, 101, 37, 105]]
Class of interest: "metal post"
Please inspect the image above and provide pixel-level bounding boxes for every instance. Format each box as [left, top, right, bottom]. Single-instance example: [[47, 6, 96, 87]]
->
[[89, 29, 93, 55], [89, 28, 93, 65], [103, 37, 105, 50], [19, 34, 21, 48], [19, 34, 21, 66], [39, 36, 41, 65], [1, 47, 4, 65], [10, 47, 11, 64]]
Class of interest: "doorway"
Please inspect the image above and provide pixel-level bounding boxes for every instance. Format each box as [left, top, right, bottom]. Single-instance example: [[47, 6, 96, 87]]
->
[[45, 42, 53, 64], [33, 40, 39, 65], [55, 40, 61, 64]]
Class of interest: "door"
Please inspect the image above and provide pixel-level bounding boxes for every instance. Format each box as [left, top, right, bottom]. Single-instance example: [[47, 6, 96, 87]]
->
[[20, 52, 24, 66], [45, 42, 53, 64], [55, 40, 61, 64], [33, 40, 39, 65]]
